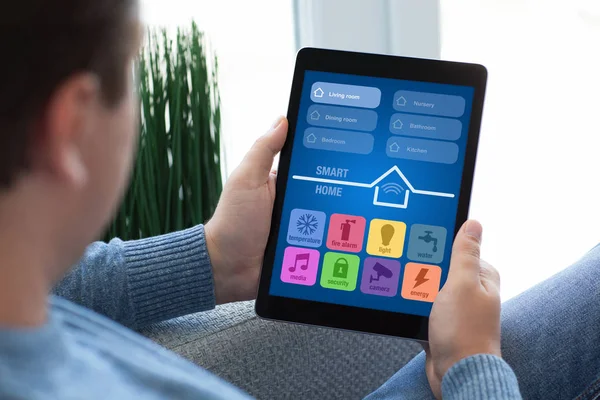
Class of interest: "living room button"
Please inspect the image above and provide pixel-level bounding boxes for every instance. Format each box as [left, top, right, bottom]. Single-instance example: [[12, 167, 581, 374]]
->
[[311, 82, 382, 109]]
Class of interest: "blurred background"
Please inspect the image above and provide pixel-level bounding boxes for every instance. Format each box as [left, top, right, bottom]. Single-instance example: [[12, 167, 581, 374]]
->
[[140, 0, 600, 300]]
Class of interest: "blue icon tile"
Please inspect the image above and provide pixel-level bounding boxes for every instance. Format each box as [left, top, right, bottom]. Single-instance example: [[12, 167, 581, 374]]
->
[[287, 209, 327, 248]]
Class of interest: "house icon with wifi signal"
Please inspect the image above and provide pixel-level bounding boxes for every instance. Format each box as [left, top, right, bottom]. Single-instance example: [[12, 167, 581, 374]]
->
[[291, 165, 455, 210], [371, 166, 453, 209]]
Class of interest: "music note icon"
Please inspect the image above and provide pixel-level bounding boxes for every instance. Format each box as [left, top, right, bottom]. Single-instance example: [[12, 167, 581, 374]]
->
[[289, 253, 310, 273]]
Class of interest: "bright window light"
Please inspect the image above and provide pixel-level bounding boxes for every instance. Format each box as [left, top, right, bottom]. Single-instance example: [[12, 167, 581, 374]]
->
[[441, 0, 600, 299], [141, 0, 296, 175]]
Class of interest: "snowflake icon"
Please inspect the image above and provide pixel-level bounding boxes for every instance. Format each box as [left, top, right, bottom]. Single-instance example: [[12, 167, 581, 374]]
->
[[296, 213, 319, 236]]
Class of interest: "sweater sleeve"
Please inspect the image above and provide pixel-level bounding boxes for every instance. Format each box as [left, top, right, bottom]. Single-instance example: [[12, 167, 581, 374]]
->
[[53, 225, 216, 329], [442, 354, 522, 400]]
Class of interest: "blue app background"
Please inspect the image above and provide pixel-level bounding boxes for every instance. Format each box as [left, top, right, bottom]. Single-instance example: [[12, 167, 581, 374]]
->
[[269, 70, 475, 317]]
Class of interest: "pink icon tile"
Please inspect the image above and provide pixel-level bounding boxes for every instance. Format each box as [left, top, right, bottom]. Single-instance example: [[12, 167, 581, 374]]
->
[[326, 214, 367, 253], [280, 247, 320, 286]]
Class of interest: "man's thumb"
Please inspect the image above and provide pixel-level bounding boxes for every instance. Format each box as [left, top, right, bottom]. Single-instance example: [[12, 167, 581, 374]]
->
[[447, 220, 483, 282], [240, 117, 288, 184]]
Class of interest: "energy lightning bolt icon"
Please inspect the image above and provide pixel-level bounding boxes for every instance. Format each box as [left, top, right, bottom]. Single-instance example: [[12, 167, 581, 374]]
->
[[413, 268, 429, 289]]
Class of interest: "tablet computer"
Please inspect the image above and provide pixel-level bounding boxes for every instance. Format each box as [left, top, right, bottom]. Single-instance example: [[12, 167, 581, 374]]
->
[[256, 48, 487, 341]]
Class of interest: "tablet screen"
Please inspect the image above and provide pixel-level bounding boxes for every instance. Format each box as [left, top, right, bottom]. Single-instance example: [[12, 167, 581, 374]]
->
[[268, 70, 475, 318]]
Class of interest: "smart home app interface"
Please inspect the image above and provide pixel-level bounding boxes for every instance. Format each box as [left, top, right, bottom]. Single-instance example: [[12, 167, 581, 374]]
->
[[269, 71, 475, 317]]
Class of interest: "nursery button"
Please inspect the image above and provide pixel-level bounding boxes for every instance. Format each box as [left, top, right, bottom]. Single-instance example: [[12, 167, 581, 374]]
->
[[393, 90, 466, 118]]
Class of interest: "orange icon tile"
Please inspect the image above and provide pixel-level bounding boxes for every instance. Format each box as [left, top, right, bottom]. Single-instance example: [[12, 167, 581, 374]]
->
[[401, 263, 442, 303]]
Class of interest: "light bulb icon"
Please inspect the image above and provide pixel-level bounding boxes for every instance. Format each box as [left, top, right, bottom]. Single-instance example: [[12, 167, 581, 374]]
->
[[381, 224, 395, 246]]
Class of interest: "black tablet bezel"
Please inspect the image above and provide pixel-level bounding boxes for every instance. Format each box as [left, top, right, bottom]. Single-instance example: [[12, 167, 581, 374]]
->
[[255, 48, 487, 341]]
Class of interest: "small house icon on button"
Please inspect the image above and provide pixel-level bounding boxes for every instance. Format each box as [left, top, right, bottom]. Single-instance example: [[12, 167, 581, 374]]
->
[[310, 111, 321, 120], [314, 88, 324, 98], [392, 119, 403, 130], [396, 96, 407, 107], [306, 133, 317, 144]]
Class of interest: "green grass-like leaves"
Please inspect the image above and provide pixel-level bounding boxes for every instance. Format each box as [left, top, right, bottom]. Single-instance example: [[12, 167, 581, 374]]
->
[[104, 22, 222, 242]]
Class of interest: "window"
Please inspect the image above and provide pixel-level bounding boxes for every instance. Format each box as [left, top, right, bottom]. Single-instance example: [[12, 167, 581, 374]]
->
[[141, 0, 296, 175], [441, 0, 600, 298]]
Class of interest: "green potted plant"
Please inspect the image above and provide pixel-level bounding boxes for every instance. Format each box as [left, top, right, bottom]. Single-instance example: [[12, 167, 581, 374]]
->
[[105, 22, 222, 241]]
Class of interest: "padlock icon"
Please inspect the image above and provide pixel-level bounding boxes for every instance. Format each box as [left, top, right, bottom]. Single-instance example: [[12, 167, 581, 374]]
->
[[332, 258, 349, 279]]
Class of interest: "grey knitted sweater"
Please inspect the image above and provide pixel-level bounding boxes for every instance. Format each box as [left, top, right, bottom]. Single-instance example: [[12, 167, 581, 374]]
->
[[0, 224, 521, 399]]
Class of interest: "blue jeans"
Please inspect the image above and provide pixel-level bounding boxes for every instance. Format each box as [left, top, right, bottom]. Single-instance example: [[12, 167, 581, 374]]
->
[[367, 244, 600, 400]]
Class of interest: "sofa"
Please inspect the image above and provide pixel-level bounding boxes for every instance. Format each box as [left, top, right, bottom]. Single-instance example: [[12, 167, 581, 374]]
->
[[141, 301, 421, 399]]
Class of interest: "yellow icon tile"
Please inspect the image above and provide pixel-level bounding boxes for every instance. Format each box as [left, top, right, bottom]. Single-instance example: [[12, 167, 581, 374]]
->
[[366, 219, 407, 258]]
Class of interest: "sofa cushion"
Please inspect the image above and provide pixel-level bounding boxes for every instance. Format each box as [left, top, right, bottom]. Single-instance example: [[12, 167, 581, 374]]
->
[[141, 301, 421, 400]]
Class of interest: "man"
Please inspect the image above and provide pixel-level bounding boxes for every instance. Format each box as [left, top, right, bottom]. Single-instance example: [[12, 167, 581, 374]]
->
[[2, 1, 600, 399]]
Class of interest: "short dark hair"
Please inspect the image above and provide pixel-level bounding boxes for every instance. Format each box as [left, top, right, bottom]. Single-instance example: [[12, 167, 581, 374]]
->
[[0, 0, 138, 188]]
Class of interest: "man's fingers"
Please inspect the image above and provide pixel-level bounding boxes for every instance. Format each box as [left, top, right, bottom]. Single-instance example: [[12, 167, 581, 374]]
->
[[240, 117, 288, 184], [479, 259, 501, 294], [447, 220, 483, 284]]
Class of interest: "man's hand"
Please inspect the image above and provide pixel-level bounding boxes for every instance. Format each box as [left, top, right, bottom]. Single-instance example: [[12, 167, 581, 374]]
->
[[425, 220, 502, 399], [205, 117, 288, 305]]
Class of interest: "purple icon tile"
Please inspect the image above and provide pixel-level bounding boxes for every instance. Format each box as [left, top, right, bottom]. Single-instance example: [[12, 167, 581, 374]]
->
[[360, 257, 401, 297]]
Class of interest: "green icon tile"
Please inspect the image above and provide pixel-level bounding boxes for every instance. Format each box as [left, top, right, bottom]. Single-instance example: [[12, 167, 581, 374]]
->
[[320, 252, 360, 291]]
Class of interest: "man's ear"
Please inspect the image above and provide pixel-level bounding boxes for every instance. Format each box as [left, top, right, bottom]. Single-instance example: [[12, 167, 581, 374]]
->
[[32, 73, 101, 189]]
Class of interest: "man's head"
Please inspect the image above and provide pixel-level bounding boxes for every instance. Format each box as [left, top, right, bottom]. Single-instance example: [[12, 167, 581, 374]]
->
[[0, 0, 141, 276]]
